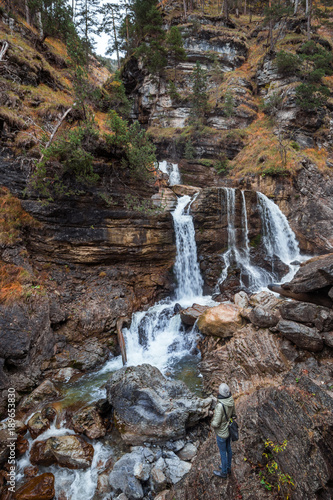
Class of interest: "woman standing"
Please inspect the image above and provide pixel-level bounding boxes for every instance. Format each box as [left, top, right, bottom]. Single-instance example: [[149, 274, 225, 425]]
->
[[211, 383, 237, 479]]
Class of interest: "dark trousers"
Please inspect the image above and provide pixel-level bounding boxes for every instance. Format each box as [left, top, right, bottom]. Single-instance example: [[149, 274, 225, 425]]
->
[[216, 435, 232, 474]]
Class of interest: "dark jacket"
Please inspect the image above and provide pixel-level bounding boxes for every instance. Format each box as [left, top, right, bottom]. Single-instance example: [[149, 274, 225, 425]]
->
[[211, 394, 236, 439]]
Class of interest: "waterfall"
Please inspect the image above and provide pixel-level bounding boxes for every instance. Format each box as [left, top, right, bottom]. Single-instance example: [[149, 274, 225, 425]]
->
[[219, 188, 302, 291], [116, 194, 210, 374], [158, 160, 181, 185], [173, 195, 203, 300], [257, 192, 300, 265]]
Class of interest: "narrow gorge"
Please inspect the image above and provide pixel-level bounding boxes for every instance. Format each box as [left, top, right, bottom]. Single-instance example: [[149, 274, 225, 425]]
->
[[0, 1, 333, 499]]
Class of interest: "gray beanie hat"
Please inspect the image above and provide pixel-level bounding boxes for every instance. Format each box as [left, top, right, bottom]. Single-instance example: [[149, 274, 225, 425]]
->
[[219, 383, 231, 397]]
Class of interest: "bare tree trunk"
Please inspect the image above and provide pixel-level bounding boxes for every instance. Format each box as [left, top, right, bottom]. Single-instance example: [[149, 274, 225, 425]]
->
[[111, 8, 120, 69], [0, 41, 9, 61], [24, 0, 30, 25], [307, 0, 312, 39], [116, 317, 128, 366], [36, 11, 44, 40], [269, 0, 273, 52], [40, 107, 72, 162], [293, 0, 299, 15], [244, 0, 247, 16], [183, 0, 187, 18]]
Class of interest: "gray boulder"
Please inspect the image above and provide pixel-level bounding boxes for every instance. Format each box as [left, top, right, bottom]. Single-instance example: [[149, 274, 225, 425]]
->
[[323, 332, 333, 349], [109, 449, 150, 499], [249, 306, 279, 328], [279, 301, 333, 332], [277, 320, 324, 352], [286, 254, 333, 294], [177, 443, 197, 461], [163, 451, 192, 484], [106, 364, 212, 445]]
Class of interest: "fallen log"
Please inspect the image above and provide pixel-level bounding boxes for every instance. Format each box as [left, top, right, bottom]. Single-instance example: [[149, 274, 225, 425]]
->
[[116, 316, 129, 365], [268, 283, 333, 308]]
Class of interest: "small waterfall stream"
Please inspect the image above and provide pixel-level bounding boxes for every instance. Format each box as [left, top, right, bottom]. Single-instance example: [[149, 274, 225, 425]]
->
[[218, 187, 303, 292]]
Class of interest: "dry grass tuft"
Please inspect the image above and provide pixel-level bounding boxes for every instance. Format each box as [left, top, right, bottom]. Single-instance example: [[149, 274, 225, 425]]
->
[[0, 187, 40, 245]]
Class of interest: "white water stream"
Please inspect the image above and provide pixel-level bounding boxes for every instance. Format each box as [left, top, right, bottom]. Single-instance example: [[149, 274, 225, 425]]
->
[[218, 187, 303, 292]]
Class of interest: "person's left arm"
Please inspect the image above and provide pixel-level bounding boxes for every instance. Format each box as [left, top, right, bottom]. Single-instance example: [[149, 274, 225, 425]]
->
[[211, 402, 222, 428]]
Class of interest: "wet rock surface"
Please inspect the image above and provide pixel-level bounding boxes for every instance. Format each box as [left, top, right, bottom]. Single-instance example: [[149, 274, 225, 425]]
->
[[15, 473, 55, 500], [71, 405, 107, 439], [30, 435, 94, 469], [18, 381, 60, 416], [284, 254, 333, 295], [27, 412, 50, 440], [180, 304, 209, 326], [106, 364, 212, 445]]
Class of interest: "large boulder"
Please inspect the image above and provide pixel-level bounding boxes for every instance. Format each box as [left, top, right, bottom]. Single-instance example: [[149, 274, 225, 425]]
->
[[285, 254, 333, 295], [15, 473, 55, 500], [279, 301, 333, 332], [30, 434, 94, 469], [277, 320, 324, 352], [109, 449, 150, 499], [180, 304, 209, 326], [18, 380, 60, 416], [248, 306, 279, 328], [106, 364, 212, 445], [196, 303, 244, 337]]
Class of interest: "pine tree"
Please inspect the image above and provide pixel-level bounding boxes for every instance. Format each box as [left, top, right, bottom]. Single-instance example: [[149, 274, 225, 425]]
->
[[166, 26, 186, 79], [99, 2, 122, 68], [135, 2, 167, 77], [75, 0, 99, 59], [27, 0, 75, 42]]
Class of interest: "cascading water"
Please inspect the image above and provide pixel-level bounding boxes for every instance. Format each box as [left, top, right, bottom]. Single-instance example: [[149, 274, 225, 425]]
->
[[218, 187, 302, 291], [158, 160, 181, 186], [257, 192, 301, 281], [120, 193, 211, 374]]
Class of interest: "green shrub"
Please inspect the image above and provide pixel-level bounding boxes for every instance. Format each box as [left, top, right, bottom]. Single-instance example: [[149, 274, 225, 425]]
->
[[290, 140, 300, 151], [299, 41, 333, 75], [307, 68, 326, 83], [295, 83, 329, 111], [223, 90, 235, 118], [168, 80, 181, 101], [30, 125, 99, 201], [184, 139, 196, 160], [106, 111, 157, 180], [276, 50, 301, 76]]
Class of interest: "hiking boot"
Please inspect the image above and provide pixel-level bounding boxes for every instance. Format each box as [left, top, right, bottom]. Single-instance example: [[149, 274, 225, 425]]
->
[[213, 470, 228, 478], [220, 466, 231, 475]]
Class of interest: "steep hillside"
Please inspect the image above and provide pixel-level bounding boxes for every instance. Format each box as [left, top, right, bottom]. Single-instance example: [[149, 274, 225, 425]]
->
[[0, 12, 176, 415], [123, 2, 333, 254]]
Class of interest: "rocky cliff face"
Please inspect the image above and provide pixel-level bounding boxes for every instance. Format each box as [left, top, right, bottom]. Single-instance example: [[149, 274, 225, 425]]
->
[[0, 154, 176, 417], [122, 9, 333, 258]]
